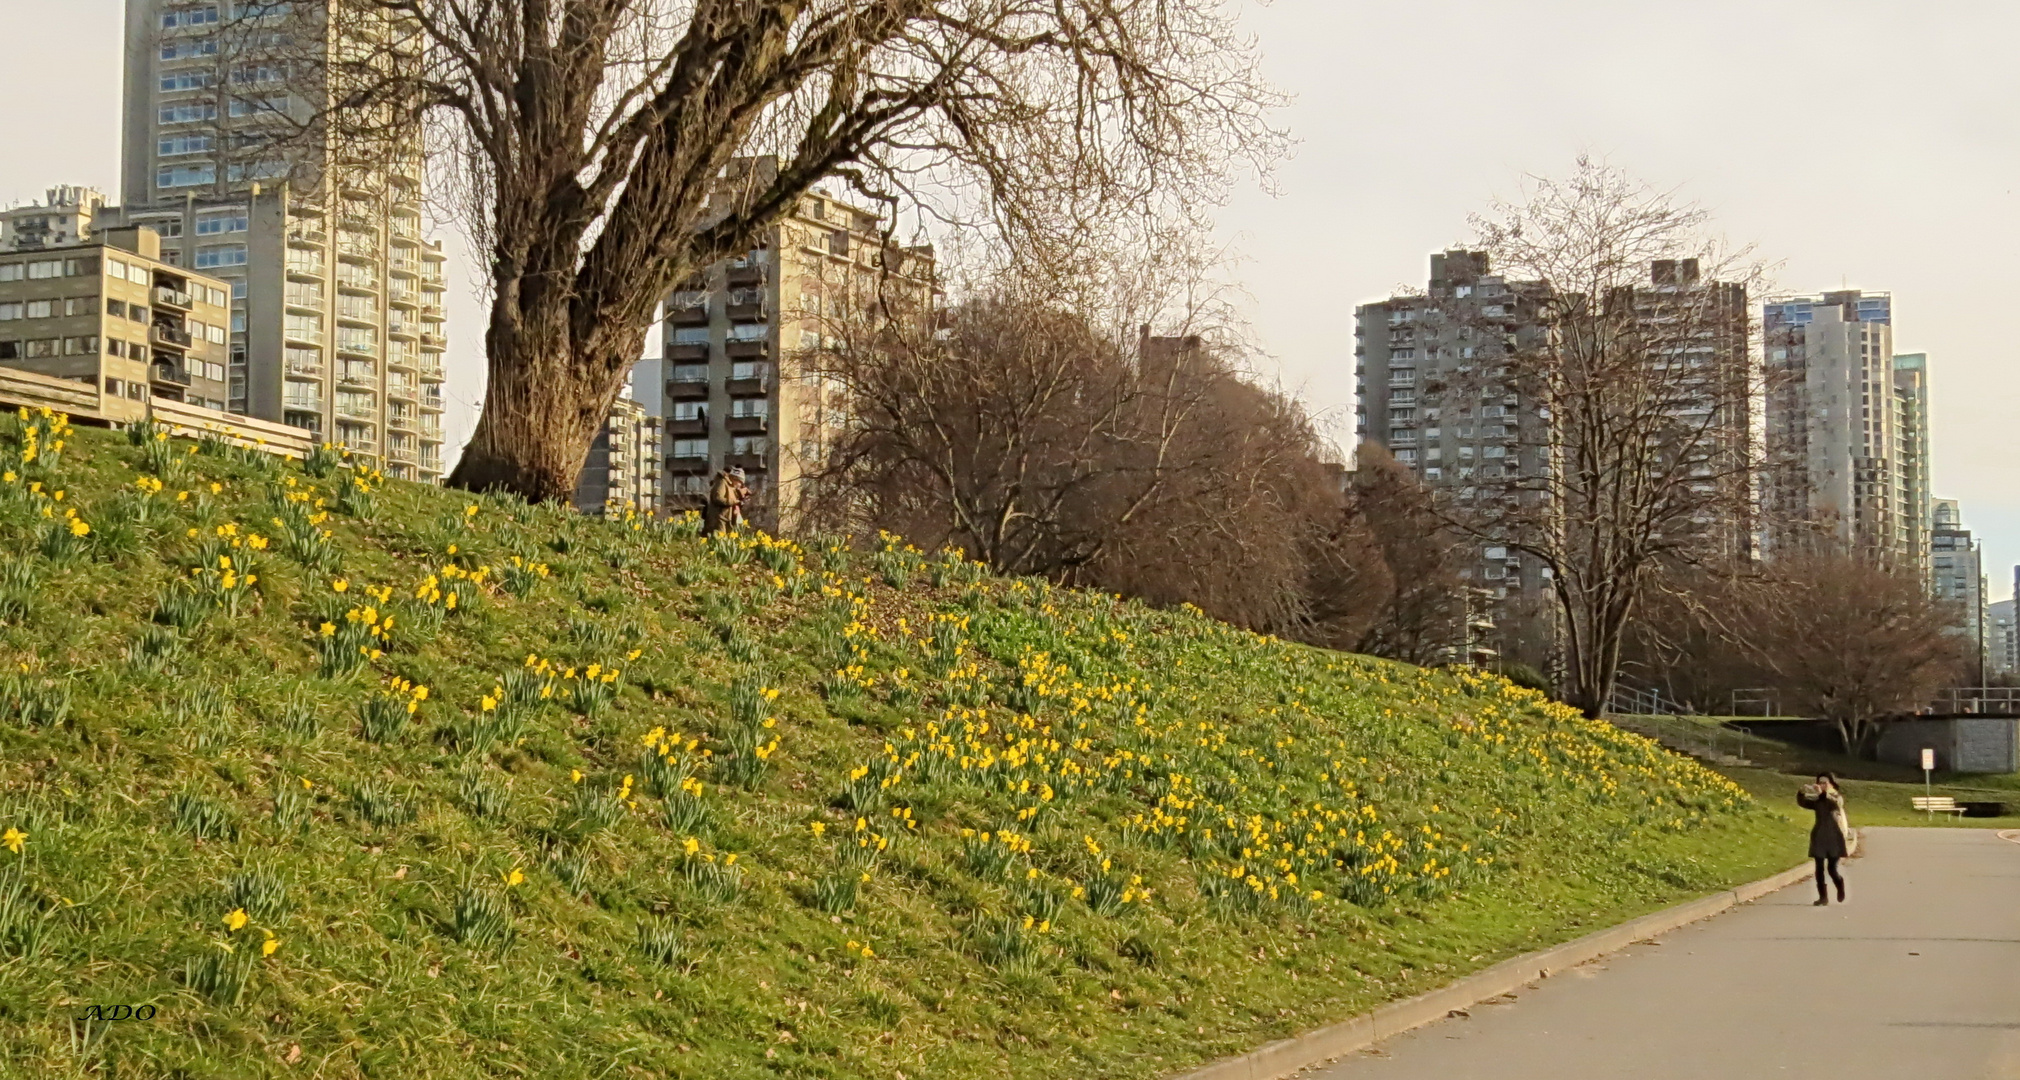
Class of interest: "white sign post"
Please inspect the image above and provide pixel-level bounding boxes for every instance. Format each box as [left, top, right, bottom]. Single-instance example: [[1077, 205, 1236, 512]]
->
[[1922, 747, 1936, 816]]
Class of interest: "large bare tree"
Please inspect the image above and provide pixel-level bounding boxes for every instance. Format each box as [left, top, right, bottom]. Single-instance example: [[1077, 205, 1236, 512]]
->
[[288, 0, 1281, 499], [1452, 159, 1768, 717]]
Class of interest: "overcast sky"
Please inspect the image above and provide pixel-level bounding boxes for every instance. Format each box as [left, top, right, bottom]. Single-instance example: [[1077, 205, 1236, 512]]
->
[[4, 0, 2014, 599]]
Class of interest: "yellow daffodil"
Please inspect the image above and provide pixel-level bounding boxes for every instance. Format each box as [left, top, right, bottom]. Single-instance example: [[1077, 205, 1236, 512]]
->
[[223, 908, 250, 932], [261, 934, 280, 957], [1, 827, 24, 854]]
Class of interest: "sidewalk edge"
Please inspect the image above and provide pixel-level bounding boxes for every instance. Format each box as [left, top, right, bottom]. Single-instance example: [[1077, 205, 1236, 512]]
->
[[1168, 858, 1817, 1080]]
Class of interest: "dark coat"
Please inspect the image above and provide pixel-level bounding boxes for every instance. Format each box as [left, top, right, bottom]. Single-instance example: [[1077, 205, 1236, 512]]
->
[[1797, 787, 1849, 859]]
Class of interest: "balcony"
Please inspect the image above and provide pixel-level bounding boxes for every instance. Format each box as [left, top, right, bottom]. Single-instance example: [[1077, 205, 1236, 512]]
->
[[155, 286, 194, 310], [338, 367, 376, 388], [285, 325, 325, 346], [667, 299, 708, 326], [725, 414, 768, 435], [665, 454, 709, 475], [726, 373, 770, 396], [725, 452, 767, 473], [419, 332, 446, 350], [151, 323, 194, 351], [286, 256, 325, 280], [285, 354, 324, 377], [288, 226, 326, 248], [725, 338, 770, 360], [283, 396, 324, 413], [726, 294, 768, 322], [665, 414, 707, 437], [421, 388, 444, 411], [726, 253, 767, 285], [151, 362, 192, 387], [667, 378, 709, 402], [417, 361, 445, 380], [666, 342, 708, 362], [389, 257, 420, 276]]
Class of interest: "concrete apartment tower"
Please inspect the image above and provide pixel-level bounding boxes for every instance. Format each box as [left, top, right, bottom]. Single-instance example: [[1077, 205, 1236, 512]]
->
[[572, 395, 662, 516], [1353, 250, 1555, 668], [119, 0, 449, 481], [1929, 498, 1986, 680], [0, 187, 113, 253], [1762, 293, 1928, 565], [1992, 594, 2018, 680], [0, 223, 232, 419], [631, 161, 935, 531]]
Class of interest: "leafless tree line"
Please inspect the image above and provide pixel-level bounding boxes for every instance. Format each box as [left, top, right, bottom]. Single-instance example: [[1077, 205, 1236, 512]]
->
[[237, 0, 1285, 502]]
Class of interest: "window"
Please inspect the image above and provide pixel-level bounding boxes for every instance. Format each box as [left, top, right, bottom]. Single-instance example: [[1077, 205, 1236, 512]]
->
[[128, 304, 150, 324], [669, 327, 710, 346], [228, 94, 291, 118], [158, 163, 217, 188], [160, 36, 218, 60], [196, 209, 248, 234], [160, 70, 216, 93], [28, 260, 63, 280], [65, 258, 98, 277], [285, 313, 323, 343], [670, 401, 704, 421], [669, 439, 708, 459], [726, 323, 767, 341], [732, 436, 768, 456], [336, 326, 377, 355], [730, 361, 768, 381], [160, 102, 218, 125], [160, 134, 215, 158], [25, 301, 53, 319], [195, 244, 247, 269], [126, 263, 150, 285], [669, 364, 708, 383], [162, 5, 220, 28], [0, 303, 19, 321], [64, 298, 95, 317], [231, 63, 288, 86], [226, 160, 288, 182], [0, 264, 20, 282], [729, 398, 770, 418], [23, 339, 56, 358]]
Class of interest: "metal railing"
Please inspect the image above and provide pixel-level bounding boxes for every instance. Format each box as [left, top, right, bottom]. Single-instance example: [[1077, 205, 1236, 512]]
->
[[1930, 688, 2020, 716]]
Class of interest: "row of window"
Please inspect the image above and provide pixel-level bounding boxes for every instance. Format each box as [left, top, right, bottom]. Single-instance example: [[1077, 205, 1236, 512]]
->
[[668, 324, 769, 344], [665, 399, 770, 421], [157, 160, 289, 188], [0, 256, 99, 282], [161, 2, 291, 28], [668, 437, 770, 459], [668, 361, 772, 383]]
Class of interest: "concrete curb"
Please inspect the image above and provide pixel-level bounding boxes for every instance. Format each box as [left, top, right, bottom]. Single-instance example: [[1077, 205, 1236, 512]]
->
[[1170, 857, 1821, 1080]]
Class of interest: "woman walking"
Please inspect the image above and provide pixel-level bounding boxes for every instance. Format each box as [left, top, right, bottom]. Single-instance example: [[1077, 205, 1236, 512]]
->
[[1797, 773, 1850, 906]]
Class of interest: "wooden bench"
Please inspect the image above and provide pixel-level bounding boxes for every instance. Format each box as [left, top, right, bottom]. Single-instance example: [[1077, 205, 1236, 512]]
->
[[1913, 796, 1967, 818]]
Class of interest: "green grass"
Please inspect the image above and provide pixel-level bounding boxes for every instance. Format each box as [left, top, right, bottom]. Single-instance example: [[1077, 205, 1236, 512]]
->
[[1615, 714, 2020, 830], [0, 415, 1799, 1079]]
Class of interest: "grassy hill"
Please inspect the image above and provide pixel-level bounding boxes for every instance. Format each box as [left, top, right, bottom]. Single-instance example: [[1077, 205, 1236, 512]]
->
[[0, 412, 1796, 1079]]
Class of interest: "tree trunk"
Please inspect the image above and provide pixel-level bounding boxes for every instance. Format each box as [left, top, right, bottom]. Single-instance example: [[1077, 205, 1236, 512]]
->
[[447, 310, 642, 504]]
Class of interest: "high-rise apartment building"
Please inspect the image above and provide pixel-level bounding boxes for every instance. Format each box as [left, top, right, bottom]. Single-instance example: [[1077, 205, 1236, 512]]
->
[[119, 0, 449, 481], [1930, 498, 1986, 678], [572, 395, 661, 516], [631, 163, 935, 532], [0, 224, 231, 420], [1762, 292, 1928, 565], [1354, 252, 1753, 669], [1354, 250, 1553, 667], [1991, 595, 2018, 680], [1, 187, 113, 253]]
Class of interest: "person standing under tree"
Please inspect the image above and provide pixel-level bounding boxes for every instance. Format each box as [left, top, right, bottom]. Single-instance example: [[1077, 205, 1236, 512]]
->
[[1797, 773, 1851, 906]]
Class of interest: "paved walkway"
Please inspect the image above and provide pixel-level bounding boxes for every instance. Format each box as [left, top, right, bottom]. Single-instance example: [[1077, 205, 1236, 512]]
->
[[1309, 827, 2020, 1080]]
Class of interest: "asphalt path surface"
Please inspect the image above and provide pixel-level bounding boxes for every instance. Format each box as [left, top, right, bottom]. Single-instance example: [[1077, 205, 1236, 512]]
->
[[1308, 827, 2020, 1079]]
